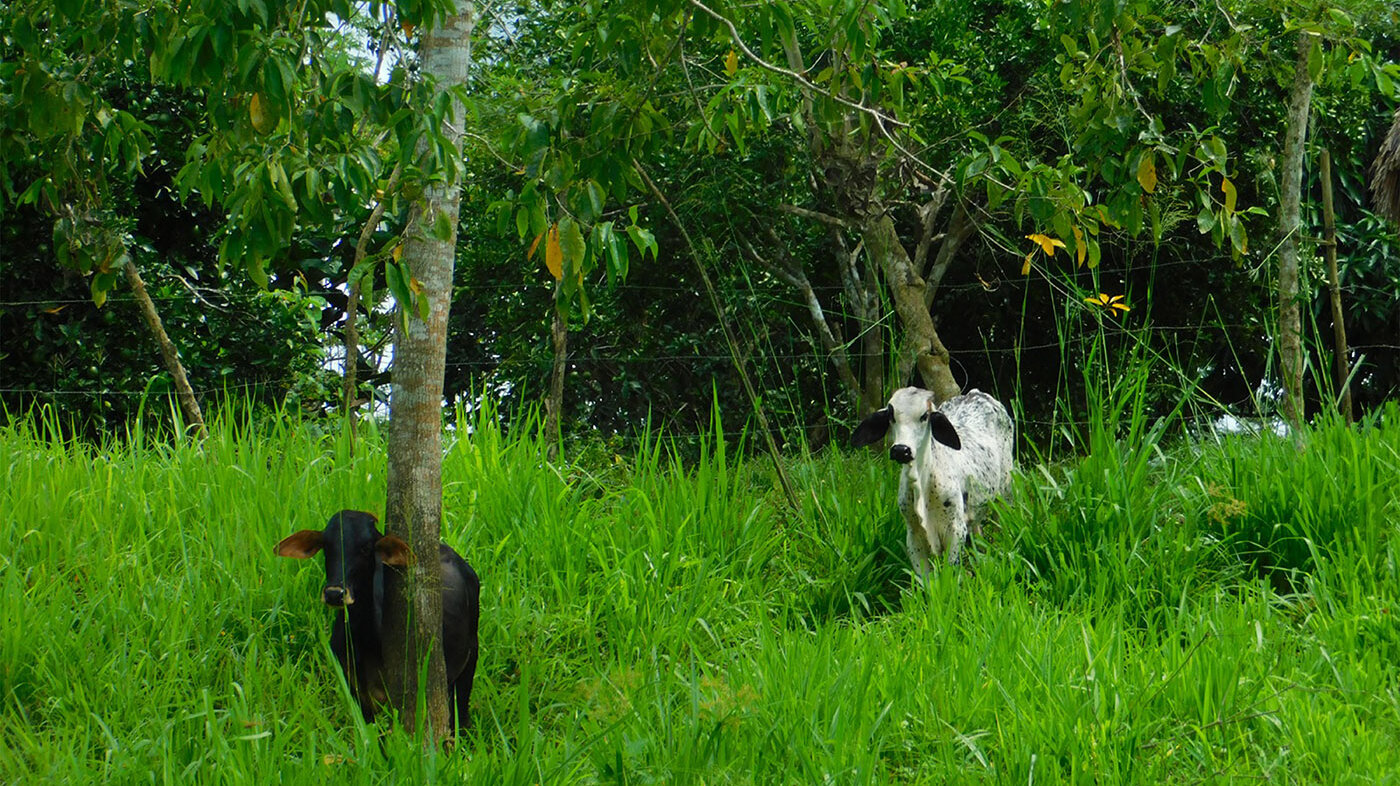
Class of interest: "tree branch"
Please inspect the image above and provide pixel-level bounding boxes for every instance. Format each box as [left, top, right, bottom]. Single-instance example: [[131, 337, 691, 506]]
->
[[687, 0, 907, 130], [924, 202, 973, 309], [911, 188, 949, 278], [779, 203, 852, 229]]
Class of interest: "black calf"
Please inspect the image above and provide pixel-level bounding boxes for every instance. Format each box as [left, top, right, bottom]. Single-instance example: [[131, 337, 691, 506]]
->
[[276, 510, 480, 730]]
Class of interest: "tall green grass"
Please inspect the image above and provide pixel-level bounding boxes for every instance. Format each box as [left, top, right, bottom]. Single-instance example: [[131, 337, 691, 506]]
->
[[1, 398, 1397, 784]]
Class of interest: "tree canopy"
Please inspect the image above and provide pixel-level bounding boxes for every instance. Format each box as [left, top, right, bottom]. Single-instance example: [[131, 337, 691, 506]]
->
[[3, 0, 1398, 443]]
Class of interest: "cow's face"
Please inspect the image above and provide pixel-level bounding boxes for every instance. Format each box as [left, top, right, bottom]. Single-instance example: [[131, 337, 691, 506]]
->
[[851, 387, 961, 463], [275, 510, 412, 608]]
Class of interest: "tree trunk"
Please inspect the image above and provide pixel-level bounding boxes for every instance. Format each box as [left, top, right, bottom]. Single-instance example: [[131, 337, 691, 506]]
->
[[381, 0, 474, 746], [123, 259, 206, 438], [862, 214, 961, 401], [856, 241, 885, 414], [1276, 32, 1313, 429], [744, 236, 863, 412], [545, 296, 567, 462], [923, 204, 973, 310], [1320, 149, 1353, 423]]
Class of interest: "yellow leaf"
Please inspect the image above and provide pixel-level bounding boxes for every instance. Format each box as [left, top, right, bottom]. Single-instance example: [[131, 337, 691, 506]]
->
[[1072, 226, 1087, 267], [1026, 233, 1066, 256], [408, 276, 423, 295], [249, 93, 272, 134], [545, 224, 563, 280], [392, 244, 403, 262], [1221, 177, 1237, 214], [527, 231, 544, 260], [1136, 152, 1158, 194], [725, 49, 739, 77], [1021, 251, 1034, 275]]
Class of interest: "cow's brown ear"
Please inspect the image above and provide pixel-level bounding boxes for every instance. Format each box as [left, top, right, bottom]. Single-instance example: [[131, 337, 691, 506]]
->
[[275, 530, 325, 558], [376, 535, 414, 567]]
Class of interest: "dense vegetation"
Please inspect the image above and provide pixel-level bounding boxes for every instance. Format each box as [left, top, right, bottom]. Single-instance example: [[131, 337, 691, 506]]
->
[[3, 0, 1398, 443], [2, 395, 1396, 782], [3, 0, 1399, 779]]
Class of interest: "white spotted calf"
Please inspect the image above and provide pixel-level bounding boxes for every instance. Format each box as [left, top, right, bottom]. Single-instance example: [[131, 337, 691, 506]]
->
[[852, 387, 1014, 577]]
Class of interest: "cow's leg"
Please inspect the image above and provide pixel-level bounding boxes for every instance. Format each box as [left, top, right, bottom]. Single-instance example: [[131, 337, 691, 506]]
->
[[945, 496, 969, 566], [449, 661, 477, 731], [906, 523, 933, 580]]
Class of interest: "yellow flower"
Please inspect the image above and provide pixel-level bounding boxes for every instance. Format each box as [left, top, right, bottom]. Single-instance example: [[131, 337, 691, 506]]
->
[[1085, 293, 1130, 314]]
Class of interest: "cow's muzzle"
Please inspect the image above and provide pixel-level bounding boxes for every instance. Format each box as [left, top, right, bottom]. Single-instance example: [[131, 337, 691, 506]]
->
[[889, 444, 914, 464], [322, 585, 354, 607]]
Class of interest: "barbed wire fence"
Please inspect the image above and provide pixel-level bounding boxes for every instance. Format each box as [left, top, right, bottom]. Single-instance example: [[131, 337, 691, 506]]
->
[[3, 261, 1396, 445]]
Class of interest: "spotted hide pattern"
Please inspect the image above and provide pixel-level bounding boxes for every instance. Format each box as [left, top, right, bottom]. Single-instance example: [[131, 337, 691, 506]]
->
[[853, 388, 1014, 577]]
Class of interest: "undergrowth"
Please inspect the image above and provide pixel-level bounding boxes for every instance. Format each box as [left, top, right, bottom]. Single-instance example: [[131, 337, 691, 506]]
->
[[0, 395, 1397, 784]]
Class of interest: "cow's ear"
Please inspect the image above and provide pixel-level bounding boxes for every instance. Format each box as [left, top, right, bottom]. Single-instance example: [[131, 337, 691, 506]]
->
[[851, 408, 893, 447], [275, 530, 325, 559], [376, 535, 414, 567], [929, 411, 962, 450]]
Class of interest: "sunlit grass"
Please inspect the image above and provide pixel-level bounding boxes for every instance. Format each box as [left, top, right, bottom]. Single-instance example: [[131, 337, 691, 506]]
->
[[1, 400, 1397, 783]]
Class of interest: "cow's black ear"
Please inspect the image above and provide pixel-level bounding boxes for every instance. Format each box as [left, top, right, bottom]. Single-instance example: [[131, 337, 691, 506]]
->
[[929, 411, 961, 449], [851, 408, 893, 447], [376, 535, 414, 567], [275, 530, 325, 559]]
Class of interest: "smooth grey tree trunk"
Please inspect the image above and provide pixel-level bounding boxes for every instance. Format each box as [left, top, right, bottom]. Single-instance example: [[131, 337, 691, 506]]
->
[[1276, 32, 1313, 429], [381, 0, 474, 746]]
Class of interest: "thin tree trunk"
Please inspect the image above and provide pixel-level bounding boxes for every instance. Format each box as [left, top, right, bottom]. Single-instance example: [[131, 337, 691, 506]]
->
[[857, 242, 884, 413], [1320, 149, 1353, 423], [381, 0, 474, 746], [1277, 32, 1313, 429], [863, 214, 961, 401], [743, 237, 863, 411], [923, 204, 973, 309], [545, 296, 567, 461], [123, 259, 206, 438], [344, 165, 403, 453]]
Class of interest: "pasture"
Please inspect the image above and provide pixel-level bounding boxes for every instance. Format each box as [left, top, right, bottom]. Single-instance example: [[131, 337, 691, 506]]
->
[[2, 403, 1398, 784]]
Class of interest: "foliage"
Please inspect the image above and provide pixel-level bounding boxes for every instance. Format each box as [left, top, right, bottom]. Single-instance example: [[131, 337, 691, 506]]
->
[[2, 399, 1398, 782], [2, 0, 1397, 440]]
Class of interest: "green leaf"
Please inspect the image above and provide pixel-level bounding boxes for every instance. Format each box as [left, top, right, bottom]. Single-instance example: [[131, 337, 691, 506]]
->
[[385, 259, 409, 308], [584, 180, 605, 222], [559, 217, 587, 281], [431, 208, 455, 241], [626, 225, 657, 259], [249, 254, 269, 289], [1086, 237, 1102, 269], [1228, 215, 1247, 257], [1308, 40, 1324, 83], [263, 58, 286, 106], [90, 273, 111, 308]]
